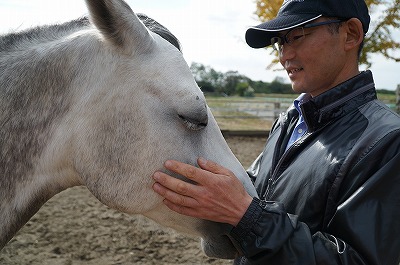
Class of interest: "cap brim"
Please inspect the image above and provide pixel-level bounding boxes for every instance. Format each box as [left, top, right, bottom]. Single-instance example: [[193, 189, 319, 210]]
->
[[245, 14, 321, 48]]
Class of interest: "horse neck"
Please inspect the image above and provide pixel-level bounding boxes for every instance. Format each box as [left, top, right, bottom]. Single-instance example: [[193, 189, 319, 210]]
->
[[0, 111, 85, 250], [0, 182, 55, 249], [0, 30, 89, 249]]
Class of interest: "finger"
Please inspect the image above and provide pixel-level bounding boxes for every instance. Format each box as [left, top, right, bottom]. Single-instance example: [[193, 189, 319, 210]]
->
[[197, 157, 234, 176], [164, 160, 208, 183], [153, 171, 194, 197], [162, 199, 204, 219], [153, 182, 199, 208]]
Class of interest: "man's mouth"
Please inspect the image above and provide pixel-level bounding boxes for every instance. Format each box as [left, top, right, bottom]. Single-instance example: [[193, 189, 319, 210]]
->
[[288, 67, 304, 74]]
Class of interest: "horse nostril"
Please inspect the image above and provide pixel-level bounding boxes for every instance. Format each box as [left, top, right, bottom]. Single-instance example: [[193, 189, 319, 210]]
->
[[178, 114, 208, 131]]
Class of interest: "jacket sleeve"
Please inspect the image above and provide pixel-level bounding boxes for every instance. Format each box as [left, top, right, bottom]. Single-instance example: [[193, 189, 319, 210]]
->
[[230, 145, 400, 265]]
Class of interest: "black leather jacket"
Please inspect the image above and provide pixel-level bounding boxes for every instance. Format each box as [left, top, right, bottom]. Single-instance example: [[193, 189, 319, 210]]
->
[[229, 71, 400, 265]]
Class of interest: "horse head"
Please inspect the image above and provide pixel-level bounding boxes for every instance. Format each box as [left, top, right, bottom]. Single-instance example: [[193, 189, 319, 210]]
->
[[0, 0, 257, 259]]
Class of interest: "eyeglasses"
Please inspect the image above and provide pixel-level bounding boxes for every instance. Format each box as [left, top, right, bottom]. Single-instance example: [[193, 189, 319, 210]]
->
[[271, 20, 344, 53]]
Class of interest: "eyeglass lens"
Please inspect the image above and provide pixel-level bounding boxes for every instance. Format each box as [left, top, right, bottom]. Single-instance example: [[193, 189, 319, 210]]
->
[[271, 27, 305, 52], [270, 20, 344, 52]]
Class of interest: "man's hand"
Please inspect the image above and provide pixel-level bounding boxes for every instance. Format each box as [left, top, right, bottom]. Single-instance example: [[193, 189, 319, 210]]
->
[[152, 157, 253, 226]]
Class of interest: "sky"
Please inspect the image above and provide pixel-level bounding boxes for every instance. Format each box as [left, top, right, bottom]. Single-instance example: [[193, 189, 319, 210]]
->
[[0, 0, 399, 90]]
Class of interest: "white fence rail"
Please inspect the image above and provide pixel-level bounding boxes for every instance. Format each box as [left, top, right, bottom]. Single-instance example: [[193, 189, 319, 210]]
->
[[208, 98, 293, 121]]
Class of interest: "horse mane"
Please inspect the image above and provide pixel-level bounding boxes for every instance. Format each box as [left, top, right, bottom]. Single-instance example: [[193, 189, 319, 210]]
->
[[0, 18, 91, 52], [0, 14, 181, 52], [137, 13, 181, 51]]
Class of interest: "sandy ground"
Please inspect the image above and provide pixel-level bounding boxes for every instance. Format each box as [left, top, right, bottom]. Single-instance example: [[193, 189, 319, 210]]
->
[[0, 136, 267, 265]]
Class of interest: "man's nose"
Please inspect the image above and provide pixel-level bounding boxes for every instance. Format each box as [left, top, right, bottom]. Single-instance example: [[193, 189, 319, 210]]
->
[[279, 43, 296, 62]]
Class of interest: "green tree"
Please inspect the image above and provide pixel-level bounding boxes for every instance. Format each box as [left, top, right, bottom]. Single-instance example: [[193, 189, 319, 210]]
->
[[190, 62, 295, 96], [255, 0, 400, 67], [222, 71, 249, 96], [235, 82, 251, 97], [270, 77, 293, 94], [190, 62, 224, 93]]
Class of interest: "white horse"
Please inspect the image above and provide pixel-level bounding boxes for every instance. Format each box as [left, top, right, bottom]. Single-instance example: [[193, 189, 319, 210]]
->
[[0, 0, 257, 259]]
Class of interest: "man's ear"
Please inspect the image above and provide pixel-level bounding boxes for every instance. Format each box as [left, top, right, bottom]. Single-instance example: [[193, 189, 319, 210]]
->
[[343, 18, 364, 52]]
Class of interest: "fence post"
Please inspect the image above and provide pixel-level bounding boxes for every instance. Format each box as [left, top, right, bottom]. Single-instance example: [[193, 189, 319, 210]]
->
[[397, 84, 400, 114], [273, 102, 281, 119]]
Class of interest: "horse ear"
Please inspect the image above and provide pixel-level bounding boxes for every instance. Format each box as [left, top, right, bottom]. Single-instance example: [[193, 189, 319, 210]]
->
[[85, 0, 154, 54]]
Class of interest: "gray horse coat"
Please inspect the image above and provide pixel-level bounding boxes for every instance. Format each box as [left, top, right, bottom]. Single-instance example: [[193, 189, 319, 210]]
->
[[0, 0, 257, 259]]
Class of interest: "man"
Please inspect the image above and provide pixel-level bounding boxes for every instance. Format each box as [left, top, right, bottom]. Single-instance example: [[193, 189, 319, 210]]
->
[[152, 0, 400, 264]]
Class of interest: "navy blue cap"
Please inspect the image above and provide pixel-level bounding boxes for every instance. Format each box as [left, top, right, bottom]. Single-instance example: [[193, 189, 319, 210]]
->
[[246, 0, 370, 48]]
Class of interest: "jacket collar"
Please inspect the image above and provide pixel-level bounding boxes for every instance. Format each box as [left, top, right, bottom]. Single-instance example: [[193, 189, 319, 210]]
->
[[300, 70, 377, 131]]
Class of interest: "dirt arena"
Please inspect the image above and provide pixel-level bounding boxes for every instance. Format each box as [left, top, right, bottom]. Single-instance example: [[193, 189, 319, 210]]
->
[[0, 136, 267, 265]]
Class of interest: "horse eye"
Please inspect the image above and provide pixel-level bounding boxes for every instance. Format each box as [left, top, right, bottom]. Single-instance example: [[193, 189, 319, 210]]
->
[[178, 114, 208, 131]]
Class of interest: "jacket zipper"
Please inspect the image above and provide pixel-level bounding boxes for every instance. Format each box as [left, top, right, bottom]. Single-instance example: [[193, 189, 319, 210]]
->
[[264, 81, 375, 200], [264, 132, 312, 200]]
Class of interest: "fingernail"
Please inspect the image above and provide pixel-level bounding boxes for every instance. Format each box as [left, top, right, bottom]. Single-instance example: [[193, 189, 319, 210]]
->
[[153, 172, 160, 181], [164, 160, 173, 167], [198, 157, 207, 165], [153, 183, 164, 195], [152, 182, 160, 191]]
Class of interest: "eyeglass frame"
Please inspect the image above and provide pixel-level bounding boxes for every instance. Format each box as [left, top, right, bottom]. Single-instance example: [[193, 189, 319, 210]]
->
[[270, 19, 346, 53]]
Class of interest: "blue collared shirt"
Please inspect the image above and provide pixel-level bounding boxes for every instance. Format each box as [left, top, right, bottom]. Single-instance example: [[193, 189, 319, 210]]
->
[[285, 93, 311, 152]]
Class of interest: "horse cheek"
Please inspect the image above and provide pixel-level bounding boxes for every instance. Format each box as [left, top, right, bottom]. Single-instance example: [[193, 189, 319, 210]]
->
[[73, 109, 153, 211]]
